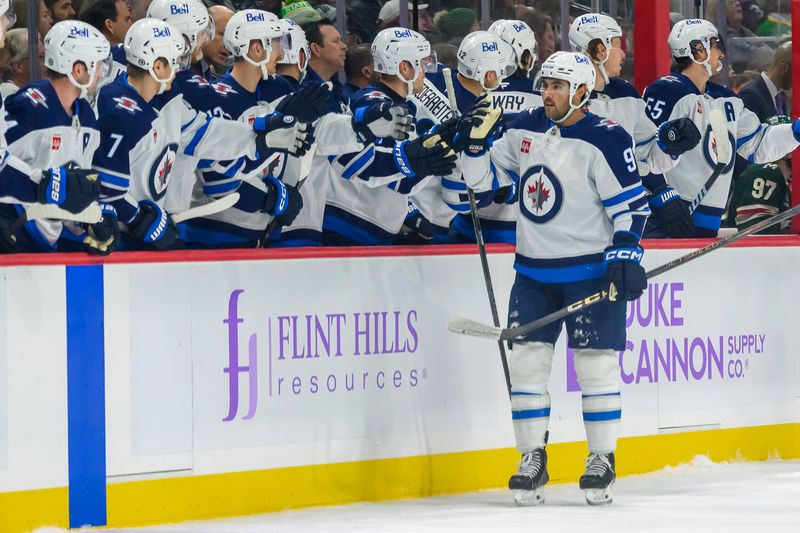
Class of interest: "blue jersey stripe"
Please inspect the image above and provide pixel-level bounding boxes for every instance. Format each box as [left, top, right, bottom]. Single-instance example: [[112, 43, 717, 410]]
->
[[184, 116, 213, 156], [602, 185, 646, 207]]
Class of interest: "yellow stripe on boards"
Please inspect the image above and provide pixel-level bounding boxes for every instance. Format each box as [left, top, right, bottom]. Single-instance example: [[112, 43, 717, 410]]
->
[[0, 486, 68, 533], [105, 423, 800, 528]]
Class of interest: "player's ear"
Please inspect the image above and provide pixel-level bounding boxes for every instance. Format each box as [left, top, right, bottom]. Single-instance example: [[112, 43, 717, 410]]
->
[[592, 40, 607, 62]]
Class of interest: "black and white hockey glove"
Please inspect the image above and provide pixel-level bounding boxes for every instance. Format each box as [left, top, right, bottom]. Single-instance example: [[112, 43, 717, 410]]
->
[[657, 118, 701, 157], [84, 204, 120, 256], [604, 235, 647, 302], [253, 113, 312, 158], [402, 203, 438, 241], [648, 184, 695, 238], [393, 134, 457, 178], [128, 200, 180, 251], [263, 175, 303, 227], [0, 208, 18, 253], [274, 82, 332, 123], [38, 165, 101, 214], [460, 96, 503, 156], [352, 101, 414, 143]]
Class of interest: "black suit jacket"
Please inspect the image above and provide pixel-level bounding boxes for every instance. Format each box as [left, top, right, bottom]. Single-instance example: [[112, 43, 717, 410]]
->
[[739, 75, 786, 122]]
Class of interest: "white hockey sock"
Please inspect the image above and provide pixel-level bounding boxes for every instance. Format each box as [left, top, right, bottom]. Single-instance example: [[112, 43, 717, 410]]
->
[[574, 348, 621, 455], [509, 341, 554, 453], [511, 391, 551, 452]]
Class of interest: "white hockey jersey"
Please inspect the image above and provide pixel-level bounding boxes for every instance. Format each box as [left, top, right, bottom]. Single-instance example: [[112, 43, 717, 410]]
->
[[643, 72, 799, 235], [461, 108, 650, 282], [3, 81, 101, 250]]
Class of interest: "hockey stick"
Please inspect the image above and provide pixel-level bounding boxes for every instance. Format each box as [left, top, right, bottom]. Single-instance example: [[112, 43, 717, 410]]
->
[[10, 202, 104, 238], [443, 67, 512, 395], [689, 109, 731, 214], [172, 192, 240, 224], [449, 201, 800, 342]]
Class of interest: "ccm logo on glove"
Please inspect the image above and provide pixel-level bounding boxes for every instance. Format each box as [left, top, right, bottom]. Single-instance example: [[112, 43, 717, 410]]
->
[[604, 248, 643, 263]]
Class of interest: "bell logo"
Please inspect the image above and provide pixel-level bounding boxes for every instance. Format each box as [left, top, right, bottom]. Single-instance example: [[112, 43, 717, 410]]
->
[[69, 26, 89, 37], [575, 55, 590, 65], [686, 19, 703, 25], [394, 29, 413, 38], [580, 15, 599, 24], [481, 41, 498, 52], [246, 12, 265, 22], [153, 26, 172, 38], [169, 3, 189, 14], [512, 23, 525, 32]]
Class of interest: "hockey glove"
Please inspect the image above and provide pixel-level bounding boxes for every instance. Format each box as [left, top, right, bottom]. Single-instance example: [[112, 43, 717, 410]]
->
[[128, 200, 180, 251], [402, 203, 438, 241], [263, 175, 303, 227], [253, 113, 312, 158], [648, 184, 695, 238], [84, 204, 120, 255], [274, 82, 331, 123], [394, 134, 457, 178], [493, 180, 518, 204], [0, 208, 18, 253], [792, 118, 800, 143], [38, 165, 101, 214], [461, 96, 502, 156], [604, 235, 647, 302], [657, 118, 702, 157], [352, 102, 414, 143]]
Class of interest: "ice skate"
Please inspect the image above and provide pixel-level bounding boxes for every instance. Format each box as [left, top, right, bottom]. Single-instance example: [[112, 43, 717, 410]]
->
[[579, 452, 616, 505], [508, 448, 548, 506]]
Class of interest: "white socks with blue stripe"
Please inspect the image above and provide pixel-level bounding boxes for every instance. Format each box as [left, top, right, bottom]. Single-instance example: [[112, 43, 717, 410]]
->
[[509, 342, 554, 453], [573, 348, 621, 455]]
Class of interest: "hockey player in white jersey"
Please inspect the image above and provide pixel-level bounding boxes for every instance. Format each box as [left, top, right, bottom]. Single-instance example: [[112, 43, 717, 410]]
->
[[92, 18, 310, 251], [643, 18, 800, 238], [321, 28, 458, 245], [446, 26, 542, 244], [461, 51, 650, 506], [1, 20, 111, 253]]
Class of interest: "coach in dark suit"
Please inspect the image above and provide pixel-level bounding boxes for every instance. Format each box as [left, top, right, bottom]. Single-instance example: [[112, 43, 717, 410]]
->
[[739, 41, 792, 122]]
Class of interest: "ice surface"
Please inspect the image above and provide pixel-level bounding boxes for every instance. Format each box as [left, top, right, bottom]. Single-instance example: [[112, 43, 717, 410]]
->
[[41, 456, 800, 533]]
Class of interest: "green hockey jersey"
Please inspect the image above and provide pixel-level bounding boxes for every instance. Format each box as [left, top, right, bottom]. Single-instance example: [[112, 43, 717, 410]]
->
[[727, 163, 791, 233]]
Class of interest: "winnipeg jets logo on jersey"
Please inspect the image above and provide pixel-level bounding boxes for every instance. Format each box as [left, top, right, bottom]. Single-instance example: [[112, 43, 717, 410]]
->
[[148, 143, 178, 200], [187, 75, 210, 86], [520, 165, 563, 223], [24, 88, 49, 108], [211, 82, 239, 96], [113, 96, 142, 113]]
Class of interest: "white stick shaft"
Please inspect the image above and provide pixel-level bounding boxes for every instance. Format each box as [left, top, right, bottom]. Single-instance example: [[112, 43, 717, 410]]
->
[[172, 192, 240, 224], [25, 202, 103, 224]]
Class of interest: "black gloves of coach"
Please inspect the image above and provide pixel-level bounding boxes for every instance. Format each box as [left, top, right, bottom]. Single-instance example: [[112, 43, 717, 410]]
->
[[648, 183, 695, 238], [129, 200, 180, 251], [657, 118, 701, 157], [38, 165, 101, 214], [274, 82, 331, 123], [393, 134, 457, 178], [604, 235, 647, 302], [263, 175, 303, 227]]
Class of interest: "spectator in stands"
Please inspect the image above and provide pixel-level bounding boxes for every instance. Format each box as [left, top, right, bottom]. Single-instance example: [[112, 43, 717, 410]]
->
[[707, 0, 773, 72], [739, 0, 767, 33], [12, 0, 52, 40], [738, 41, 791, 121], [377, 1, 436, 38], [436, 7, 479, 46], [45, 0, 75, 22], [282, 1, 321, 24], [432, 41, 458, 70], [343, 43, 375, 99], [200, 5, 234, 79], [1, 29, 43, 98], [345, 0, 380, 44], [726, 115, 793, 234], [522, 11, 556, 65], [730, 69, 760, 92], [78, 0, 132, 46], [129, 0, 152, 21]]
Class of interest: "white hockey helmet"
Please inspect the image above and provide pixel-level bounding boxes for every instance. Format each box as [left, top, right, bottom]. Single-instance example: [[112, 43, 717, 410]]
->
[[456, 31, 512, 90], [538, 51, 595, 124], [146, 0, 213, 68], [668, 18, 724, 76], [44, 21, 111, 98], [124, 18, 187, 94], [488, 19, 537, 76], [371, 27, 433, 94], [0, 0, 17, 41], [278, 18, 309, 77], [224, 9, 284, 79], [569, 13, 622, 84]]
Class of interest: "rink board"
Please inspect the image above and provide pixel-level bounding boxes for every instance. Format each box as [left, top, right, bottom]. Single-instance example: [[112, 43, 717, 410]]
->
[[0, 239, 799, 531]]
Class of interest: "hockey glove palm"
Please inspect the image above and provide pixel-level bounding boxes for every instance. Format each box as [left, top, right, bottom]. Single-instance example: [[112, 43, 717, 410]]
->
[[604, 236, 647, 301], [394, 134, 457, 178], [274, 82, 331, 123], [402, 203, 438, 241], [649, 184, 695, 238], [461, 96, 502, 156], [657, 118, 702, 157], [352, 102, 414, 143], [38, 165, 101, 214], [128, 200, 180, 251], [84, 204, 120, 255], [253, 113, 312, 158], [263, 175, 303, 227]]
